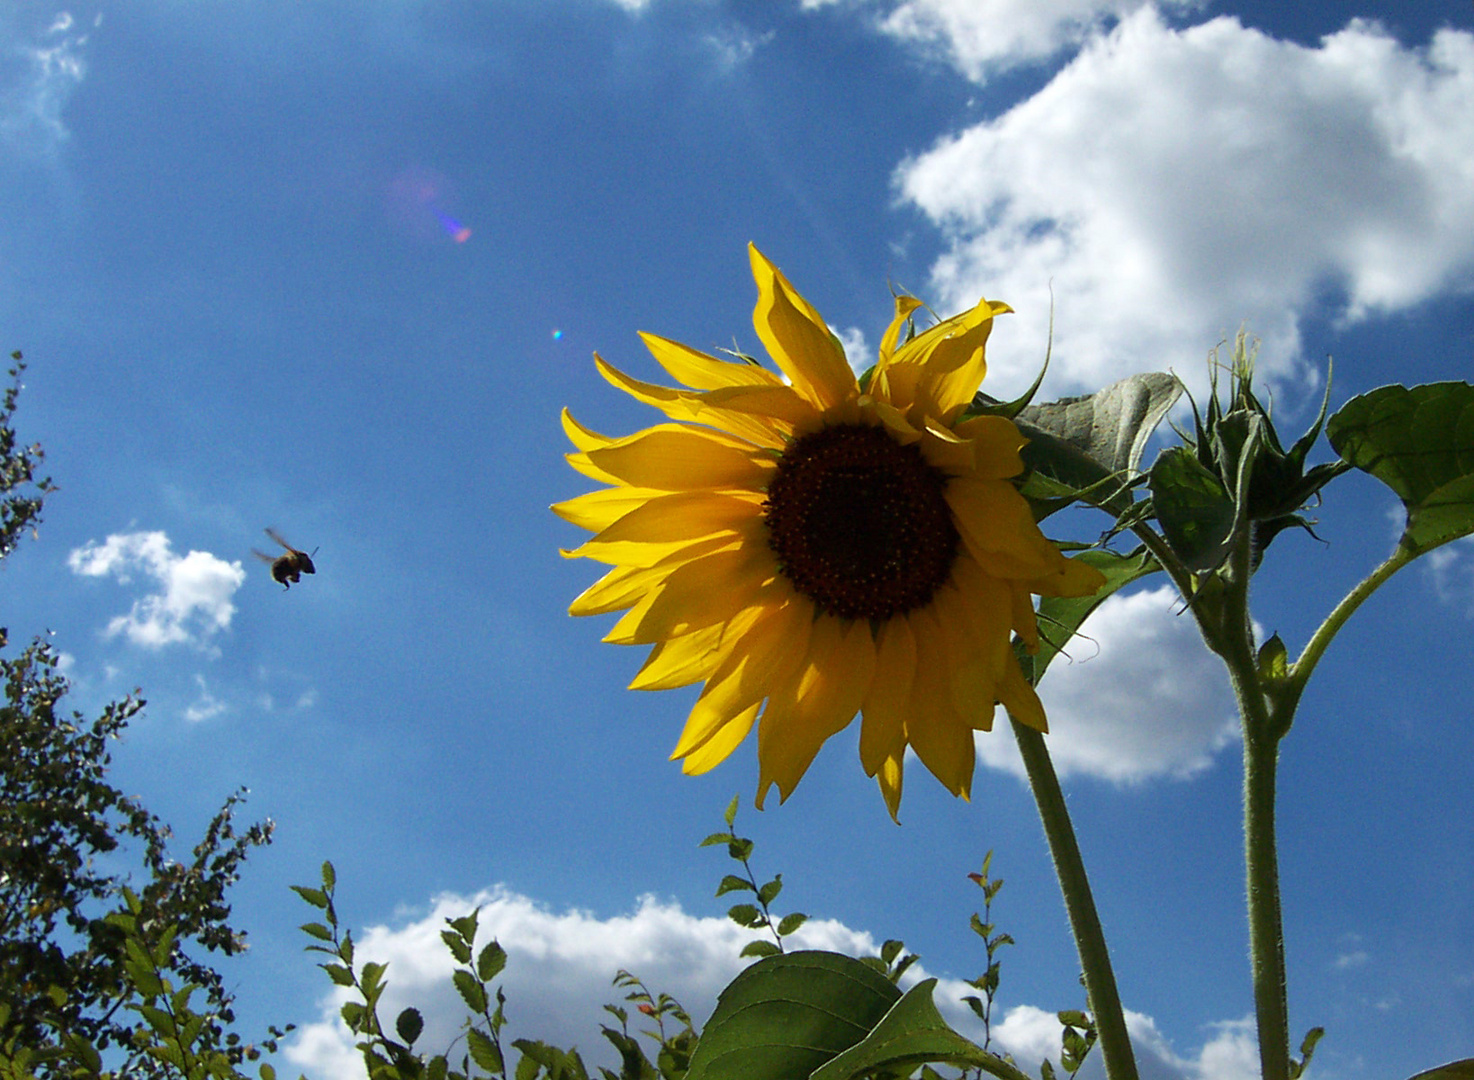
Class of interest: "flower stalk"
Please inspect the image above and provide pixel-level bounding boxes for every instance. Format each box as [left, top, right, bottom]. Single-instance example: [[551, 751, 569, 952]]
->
[[1012, 721, 1139, 1080]]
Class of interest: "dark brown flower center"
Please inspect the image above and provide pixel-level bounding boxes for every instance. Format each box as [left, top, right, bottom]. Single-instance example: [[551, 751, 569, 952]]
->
[[763, 423, 959, 621]]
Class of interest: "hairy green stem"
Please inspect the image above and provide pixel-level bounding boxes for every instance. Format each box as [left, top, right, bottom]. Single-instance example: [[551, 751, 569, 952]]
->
[[1012, 721, 1139, 1080], [1282, 544, 1415, 722], [1242, 724, 1289, 1080]]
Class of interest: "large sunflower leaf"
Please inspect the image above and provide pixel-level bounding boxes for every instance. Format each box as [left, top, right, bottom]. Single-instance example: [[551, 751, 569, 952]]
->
[[1325, 382, 1474, 555], [1019, 372, 1183, 476], [1148, 446, 1237, 572], [684, 951, 899, 1080], [1407, 1060, 1474, 1080], [1022, 547, 1161, 685], [809, 978, 1031, 1080]]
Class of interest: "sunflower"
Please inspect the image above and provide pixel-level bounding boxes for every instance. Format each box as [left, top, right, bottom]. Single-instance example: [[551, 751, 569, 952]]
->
[[554, 245, 1105, 819]]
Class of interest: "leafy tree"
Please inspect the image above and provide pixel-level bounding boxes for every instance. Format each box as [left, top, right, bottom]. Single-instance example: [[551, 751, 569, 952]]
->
[[0, 355, 275, 1075]]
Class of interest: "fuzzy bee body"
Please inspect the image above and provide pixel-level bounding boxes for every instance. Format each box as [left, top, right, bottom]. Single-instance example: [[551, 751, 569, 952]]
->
[[254, 528, 317, 590]]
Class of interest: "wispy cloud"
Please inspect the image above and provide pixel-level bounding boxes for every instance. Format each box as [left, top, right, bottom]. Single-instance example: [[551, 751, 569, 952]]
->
[[977, 585, 1239, 784], [893, 12, 1474, 396], [68, 531, 246, 652], [1425, 537, 1474, 616], [0, 11, 94, 159]]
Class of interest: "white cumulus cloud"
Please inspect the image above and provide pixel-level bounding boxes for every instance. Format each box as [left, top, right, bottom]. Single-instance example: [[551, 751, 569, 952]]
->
[[976, 584, 1239, 784], [804, 0, 1200, 82], [285, 882, 1262, 1080], [895, 11, 1474, 397], [68, 531, 246, 651]]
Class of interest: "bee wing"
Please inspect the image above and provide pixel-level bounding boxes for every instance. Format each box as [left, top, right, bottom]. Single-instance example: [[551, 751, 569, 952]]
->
[[252, 548, 277, 564], [264, 527, 295, 552]]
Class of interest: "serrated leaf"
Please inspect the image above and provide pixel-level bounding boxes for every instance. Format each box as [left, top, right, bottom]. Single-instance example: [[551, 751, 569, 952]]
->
[[727, 903, 762, 927], [739, 939, 782, 959], [1327, 382, 1474, 554], [292, 886, 329, 910], [715, 875, 754, 897], [452, 969, 489, 1014], [300, 922, 334, 943], [396, 1007, 424, 1045], [1408, 1061, 1474, 1080], [1020, 547, 1161, 687], [757, 876, 783, 906], [808, 978, 1025, 1080], [441, 929, 472, 965], [684, 951, 900, 1080], [321, 861, 336, 890], [467, 1029, 504, 1073], [477, 940, 508, 982], [727, 838, 754, 861], [322, 962, 355, 987], [448, 913, 479, 943], [776, 913, 808, 936]]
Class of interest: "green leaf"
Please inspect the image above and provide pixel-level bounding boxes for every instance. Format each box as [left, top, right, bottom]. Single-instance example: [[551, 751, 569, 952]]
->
[[322, 962, 355, 987], [453, 969, 489, 1014], [259, 1063, 277, 1080], [723, 794, 739, 828], [396, 1007, 424, 1046], [477, 940, 508, 982], [739, 939, 782, 959], [1408, 1061, 1474, 1080], [756, 876, 783, 906], [1326, 382, 1474, 554], [1020, 373, 1183, 477], [727, 903, 763, 927], [441, 929, 472, 965], [467, 1028, 504, 1073], [685, 951, 901, 1080], [699, 832, 734, 847], [300, 921, 334, 943], [808, 978, 1027, 1080], [775, 912, 808, 936], [292, 885, 329, 910], [321, 861, 337, 891], [1149, 446, 1237, 571], [715, 875, 754, 897], [1022, 547, 1161, 686]]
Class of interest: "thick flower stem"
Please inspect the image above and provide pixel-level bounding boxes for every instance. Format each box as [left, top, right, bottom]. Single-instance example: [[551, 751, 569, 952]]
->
[[1012, 721, 1139, 1080], [1243, 725, 1290, 1080]]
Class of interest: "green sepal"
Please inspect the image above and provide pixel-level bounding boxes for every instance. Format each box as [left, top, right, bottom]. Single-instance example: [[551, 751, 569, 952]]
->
[[1148, 446, 1237, 572], [1326, 381, 1474, 555]]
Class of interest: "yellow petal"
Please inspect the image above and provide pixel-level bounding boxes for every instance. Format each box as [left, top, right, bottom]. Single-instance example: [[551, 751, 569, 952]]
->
[[584, 425, 774, 491], [997, 656, 1048, 733], [875, 752, 905, 823], [569, 563, 668, 617], [929, 579, 1003, 729], [629, 623, 726, 690], [1027, 555, 1109, 599], [566, 492, 763, 567], [668, 587, 812, 759], [903, 607, 976, 799], [947, 477, 1066, 580], [679, 702, 760, 775], [604, 543, 774, 645], [552, 487, 665, 532], [595, 354, 794, 447], [748, 244, 857, 412], [891, 297, 1012, 418], [755, 616, 876, 807], [860, 616, 914, 778], [952, 415, 1028, 481], [639, 331, 783, 390]]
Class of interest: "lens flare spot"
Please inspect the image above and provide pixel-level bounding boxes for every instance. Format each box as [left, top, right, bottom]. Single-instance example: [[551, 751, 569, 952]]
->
[[552, 329, 564, 340]]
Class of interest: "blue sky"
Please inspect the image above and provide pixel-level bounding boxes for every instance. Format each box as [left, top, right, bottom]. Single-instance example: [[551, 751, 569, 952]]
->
[[3, 1, 1472, 1077]]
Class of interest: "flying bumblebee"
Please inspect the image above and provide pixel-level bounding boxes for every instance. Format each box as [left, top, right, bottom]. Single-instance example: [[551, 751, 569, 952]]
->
[[254, 528, 317, 589]]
